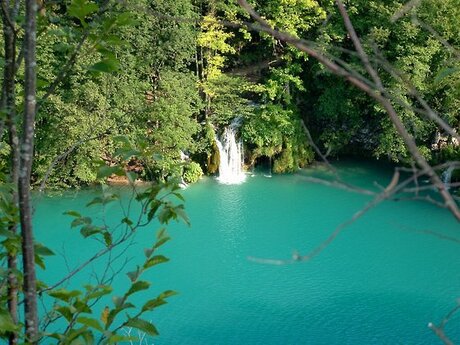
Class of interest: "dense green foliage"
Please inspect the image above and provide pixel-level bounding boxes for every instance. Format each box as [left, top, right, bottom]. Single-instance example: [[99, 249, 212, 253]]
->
[[304, 0, 460, 162]]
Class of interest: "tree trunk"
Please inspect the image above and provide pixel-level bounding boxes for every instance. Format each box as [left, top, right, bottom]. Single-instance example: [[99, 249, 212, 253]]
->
[[20, 0, 38, 342], [1, 1, 19, 343]]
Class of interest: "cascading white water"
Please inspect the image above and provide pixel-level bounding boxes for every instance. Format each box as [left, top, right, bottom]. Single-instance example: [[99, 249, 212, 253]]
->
[[215, 122, 246, 184], [442, 165, 455, 189]]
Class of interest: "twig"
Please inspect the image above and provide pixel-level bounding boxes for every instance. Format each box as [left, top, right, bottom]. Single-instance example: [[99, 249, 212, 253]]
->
[[237, 0, 460, 220], [428, 303, 460, 345], [249, 169, 416, 265], [299, 176, 376, 196], [300, 119, 339, 179], [391, 0, 422, 22]]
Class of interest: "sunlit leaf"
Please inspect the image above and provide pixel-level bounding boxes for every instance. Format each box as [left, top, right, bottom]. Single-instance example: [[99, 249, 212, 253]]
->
[[124, 318, 158, 337], [89, 59, 120, 74], [49, 289, 82, 302], [144, 255, 169, 269], [77, 316, 104, 332], [68, 0, 98, 25], [126, 281, 150, 296]]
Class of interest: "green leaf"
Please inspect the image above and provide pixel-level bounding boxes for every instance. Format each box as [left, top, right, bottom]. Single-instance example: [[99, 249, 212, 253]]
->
[[106, 301, 135, 328], [46, 333, 65, 341], [113, 148, 140, 160], [122, 217, 133, 226], [175, 206, 190, 226], [154, 236, 170, 249], [49, 289, 82, 302], [141, 298, 166, 312], [157, 205, 173, 224], [126, 172, 137, 184], [124, 318, 158, 337], [126, 281, 150, 296], [89, 59, 120, 74], [0, 311, 19, 332], [101, 193, 119, 205], [156, 228, 167, 239], [144, 255, 169, 269], [87, 285, 113, 299], [37, 78, 50, 89], [0, 228, 17, 239], [35, 242, 55, 256], [36, 279, 48, 291], [103, 232, 112, 247], [173, 192, 185, 202], [64, 210, 81, 218], [97, 165, 124, 179], [113, 135, 131, 146], [68, 0, 98, 25], [107, 335, 137, 344], [102, 35, 126, 46], [71, 217, 92, 228], [35, 254, 46, 270], [139, 291, 177, 312], [115, 12, 137, 26], [147, 200, 162, 221], [63, 326, 88, 343], [56, 305, 76, 322], [80, 225, 103, 238], [76, 317, 104, 332], [158, 290, 178, 299], [81, 330, 95, 344], [73, 299, 92, 313], [86, 197, 103, 207]]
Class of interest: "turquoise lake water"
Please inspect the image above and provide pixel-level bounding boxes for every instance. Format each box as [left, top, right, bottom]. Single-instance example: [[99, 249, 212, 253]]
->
[[34, 161, 460, 344]]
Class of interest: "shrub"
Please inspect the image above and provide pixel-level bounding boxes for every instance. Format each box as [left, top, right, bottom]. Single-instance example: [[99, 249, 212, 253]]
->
[[183, 161, 203, 183]]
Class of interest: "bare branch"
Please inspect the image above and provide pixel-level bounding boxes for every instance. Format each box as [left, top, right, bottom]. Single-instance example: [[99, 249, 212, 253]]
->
[[299, 176, 376, 196], [300, 120, 339, 178], [411, 15, 460, 60], [249, 169, 418, 265], [370, 45, 460, 143], [428, 302, 460, 345], [391, 0, 422, 22], [237, 0, 460, 220]]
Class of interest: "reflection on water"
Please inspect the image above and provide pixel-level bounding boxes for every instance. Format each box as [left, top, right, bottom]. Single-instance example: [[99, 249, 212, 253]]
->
[[215, 183, 247, 257]]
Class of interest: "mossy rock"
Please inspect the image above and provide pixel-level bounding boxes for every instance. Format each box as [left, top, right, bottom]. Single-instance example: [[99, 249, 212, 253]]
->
[[207, 141, 220, 174]]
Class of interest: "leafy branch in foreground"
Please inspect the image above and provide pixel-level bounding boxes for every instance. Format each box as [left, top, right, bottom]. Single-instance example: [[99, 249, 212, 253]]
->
[[35, 162, 188, 344], [37, 147, 189, 344]]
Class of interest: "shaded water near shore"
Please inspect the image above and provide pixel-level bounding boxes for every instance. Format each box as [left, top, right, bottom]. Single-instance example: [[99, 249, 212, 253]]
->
[[34, 160, 460, 344]]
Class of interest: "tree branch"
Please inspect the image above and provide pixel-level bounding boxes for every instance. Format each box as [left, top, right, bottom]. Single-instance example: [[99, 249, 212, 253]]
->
[[237, 0, 460, 221]]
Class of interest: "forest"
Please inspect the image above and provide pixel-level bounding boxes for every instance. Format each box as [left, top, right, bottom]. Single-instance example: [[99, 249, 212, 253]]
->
[[1, 0, 460, 344], [1, 0, 459, 189]]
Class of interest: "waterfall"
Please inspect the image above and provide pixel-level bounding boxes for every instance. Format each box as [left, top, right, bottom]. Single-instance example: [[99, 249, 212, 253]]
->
[[264, 156, 272, 178], [215, 121, 246, 184], [180, 150, 189, 161], [442, 165, 455, 189], [179, 178, 188, 189]]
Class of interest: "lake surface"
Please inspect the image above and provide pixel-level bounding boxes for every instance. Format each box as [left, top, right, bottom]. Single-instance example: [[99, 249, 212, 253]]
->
[[34, 161, 460, 344]]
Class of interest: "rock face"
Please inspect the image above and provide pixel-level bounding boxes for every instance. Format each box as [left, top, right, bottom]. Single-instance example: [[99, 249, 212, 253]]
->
[[207, 141, 220, 174]]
